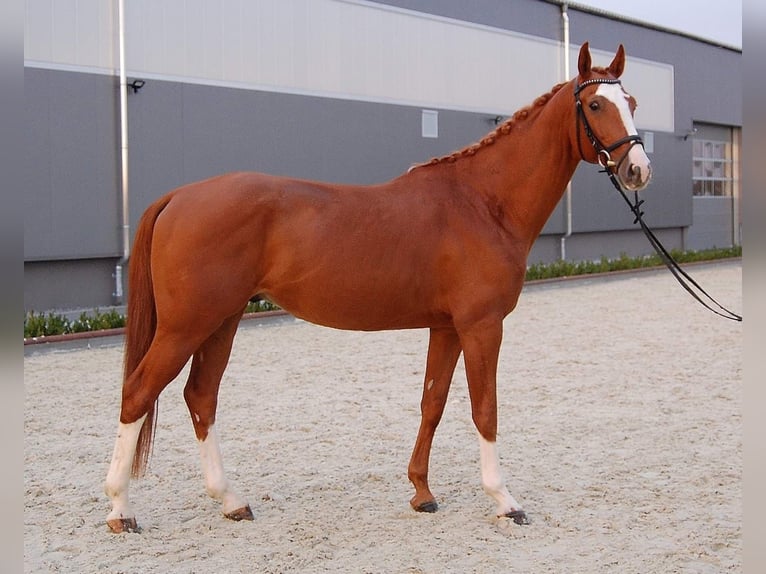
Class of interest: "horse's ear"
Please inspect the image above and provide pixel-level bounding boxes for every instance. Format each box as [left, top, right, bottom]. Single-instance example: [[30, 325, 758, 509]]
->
[[607, 44, 626, 78], [577, 42, 592, 77]]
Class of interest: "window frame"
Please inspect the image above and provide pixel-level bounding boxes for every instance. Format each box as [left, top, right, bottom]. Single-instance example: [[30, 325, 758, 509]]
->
[[691, 128, 735, 197]]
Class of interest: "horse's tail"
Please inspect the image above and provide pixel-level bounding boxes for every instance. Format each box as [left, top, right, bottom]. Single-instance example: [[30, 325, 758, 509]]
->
[[124, 193, 173, 478]]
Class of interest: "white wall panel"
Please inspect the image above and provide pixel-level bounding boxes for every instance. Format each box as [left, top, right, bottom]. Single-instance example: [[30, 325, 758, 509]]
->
[[24, 0, 674, 128], [25, 0, 116, 71], [619, 55, 675, 132]]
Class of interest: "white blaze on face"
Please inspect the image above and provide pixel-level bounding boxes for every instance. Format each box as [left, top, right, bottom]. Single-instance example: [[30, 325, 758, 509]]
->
[[595, 82, 652, 187], [596, 82, 638, 137]]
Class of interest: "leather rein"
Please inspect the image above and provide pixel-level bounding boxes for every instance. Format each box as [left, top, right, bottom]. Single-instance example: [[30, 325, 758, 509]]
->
[[575, 77, 742, 322]]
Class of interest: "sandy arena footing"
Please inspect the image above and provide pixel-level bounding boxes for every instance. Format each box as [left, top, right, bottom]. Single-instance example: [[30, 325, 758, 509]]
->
[[24, 262, 742, 573]]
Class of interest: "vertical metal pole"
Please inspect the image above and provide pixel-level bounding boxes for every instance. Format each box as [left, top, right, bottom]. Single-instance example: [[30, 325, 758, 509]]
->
[[559, 3, 573, 261], [114, 0, 130, 305]]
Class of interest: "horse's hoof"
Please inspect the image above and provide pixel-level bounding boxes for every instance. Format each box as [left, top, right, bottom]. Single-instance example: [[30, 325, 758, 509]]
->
[[413, 500, 439, 513], [224, 505, 254, 521], [504, 509, 530, 525], [107, 517, 141, 534]]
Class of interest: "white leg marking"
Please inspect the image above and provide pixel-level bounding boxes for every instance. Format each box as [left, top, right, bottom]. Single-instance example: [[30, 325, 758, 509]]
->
[[478, 434, 521, 516], [104, 416, 146, 522], [199, 424, 248, 514]]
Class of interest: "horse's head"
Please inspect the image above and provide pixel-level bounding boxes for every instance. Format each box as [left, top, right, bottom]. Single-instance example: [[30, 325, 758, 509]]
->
[[573, 42, 652, 192]]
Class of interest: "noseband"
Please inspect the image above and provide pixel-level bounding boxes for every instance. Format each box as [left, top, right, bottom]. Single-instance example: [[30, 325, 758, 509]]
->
[[574, 77, 644, 175]]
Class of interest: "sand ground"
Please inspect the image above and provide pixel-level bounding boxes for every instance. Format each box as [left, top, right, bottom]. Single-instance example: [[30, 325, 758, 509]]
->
[[24, 262, 742, 573]]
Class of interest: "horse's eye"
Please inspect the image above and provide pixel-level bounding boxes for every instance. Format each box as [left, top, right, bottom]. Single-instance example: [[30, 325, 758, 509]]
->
[[589, 101, 600, 111]]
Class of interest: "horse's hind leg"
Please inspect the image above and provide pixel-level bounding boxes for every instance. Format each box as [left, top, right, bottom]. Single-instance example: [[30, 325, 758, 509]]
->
[[183, 309, 253, 522], [105, 332, 202, 533], [104, 415, 147, 532], [408, 327, 462, 513]]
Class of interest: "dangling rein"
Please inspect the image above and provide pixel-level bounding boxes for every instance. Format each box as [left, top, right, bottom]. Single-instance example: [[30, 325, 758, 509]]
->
[[574, 77, 741, 322], [603, 168, 742, 322]]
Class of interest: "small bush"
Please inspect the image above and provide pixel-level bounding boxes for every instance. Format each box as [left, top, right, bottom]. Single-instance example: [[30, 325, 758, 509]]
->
[[245, 299, 281, 314], [23, 312, 71, 338], [524, 245, 740, 282], [70, 309, 126, 333], [24, 308, 126, 338]]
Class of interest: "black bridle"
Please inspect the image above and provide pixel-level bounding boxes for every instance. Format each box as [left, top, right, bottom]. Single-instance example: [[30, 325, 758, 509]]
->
[[574, 77, 742, 322], [574, 77, 645, 174]]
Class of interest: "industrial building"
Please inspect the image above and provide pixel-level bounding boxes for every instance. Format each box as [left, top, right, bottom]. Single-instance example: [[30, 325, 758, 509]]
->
[[24, 0, 742, 311]]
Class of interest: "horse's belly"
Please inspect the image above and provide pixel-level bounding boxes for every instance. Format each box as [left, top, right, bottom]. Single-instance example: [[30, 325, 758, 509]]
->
[[261, 276, 450, 331]]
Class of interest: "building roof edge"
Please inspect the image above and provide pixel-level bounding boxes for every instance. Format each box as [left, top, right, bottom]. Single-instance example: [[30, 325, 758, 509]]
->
[[540, 0, 741, 52]]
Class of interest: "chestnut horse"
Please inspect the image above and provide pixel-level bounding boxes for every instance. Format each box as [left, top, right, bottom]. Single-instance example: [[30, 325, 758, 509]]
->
[[105, 43, 651, 532]]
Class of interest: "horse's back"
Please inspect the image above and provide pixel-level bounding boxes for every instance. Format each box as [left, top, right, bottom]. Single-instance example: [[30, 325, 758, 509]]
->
[[148, 170, 522, 331], [144, 172, 429, 326]]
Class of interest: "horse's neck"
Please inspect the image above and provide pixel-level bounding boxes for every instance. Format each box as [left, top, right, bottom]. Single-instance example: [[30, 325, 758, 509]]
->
[[460, 87, 580, 245]]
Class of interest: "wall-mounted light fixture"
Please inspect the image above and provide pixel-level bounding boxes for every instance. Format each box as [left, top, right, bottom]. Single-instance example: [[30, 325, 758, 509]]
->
[[681, 127, 697, 141], [128, 79, 146, 93]]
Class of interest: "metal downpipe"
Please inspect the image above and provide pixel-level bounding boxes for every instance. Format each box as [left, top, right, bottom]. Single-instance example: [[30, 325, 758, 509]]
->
[[559, 3, 573, 261], [114, 0, 130, 305]]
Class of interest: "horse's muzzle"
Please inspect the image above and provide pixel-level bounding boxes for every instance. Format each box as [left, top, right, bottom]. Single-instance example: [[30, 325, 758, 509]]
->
[[618, 147, 652, 192]]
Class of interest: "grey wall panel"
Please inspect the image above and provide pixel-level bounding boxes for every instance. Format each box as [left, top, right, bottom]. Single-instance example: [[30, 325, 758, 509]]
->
[[24, 69, 53, 255], [568, 130, 692, 233], [687, 198, 735, 250], [24, 258, 119, 311], [24, 67, 121, 260], [126, 80, 186, 224], [562, 228, 684, 263], [677, 48, 742, 128], [126, 78, 495, 239], [528, 235, 562, 265], [376, 0, 560, 40], [528, 228, 683, 266]]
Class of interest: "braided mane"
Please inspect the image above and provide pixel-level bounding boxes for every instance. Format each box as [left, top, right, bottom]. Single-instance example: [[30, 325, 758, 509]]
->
[[412, 80, 571, 169]]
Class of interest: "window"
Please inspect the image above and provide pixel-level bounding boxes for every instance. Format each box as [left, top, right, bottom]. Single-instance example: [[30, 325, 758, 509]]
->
[[692, 124, 735, 197]]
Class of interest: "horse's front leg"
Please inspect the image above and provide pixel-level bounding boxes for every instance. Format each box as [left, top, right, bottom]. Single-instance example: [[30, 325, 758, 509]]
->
[[460, 318, 529, 525], [408, 327, 462, 512], [183, 310, 253, 522]]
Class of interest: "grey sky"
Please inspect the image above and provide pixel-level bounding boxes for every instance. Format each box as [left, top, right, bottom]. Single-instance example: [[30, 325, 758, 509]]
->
[[574, 0, 742, 48]]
